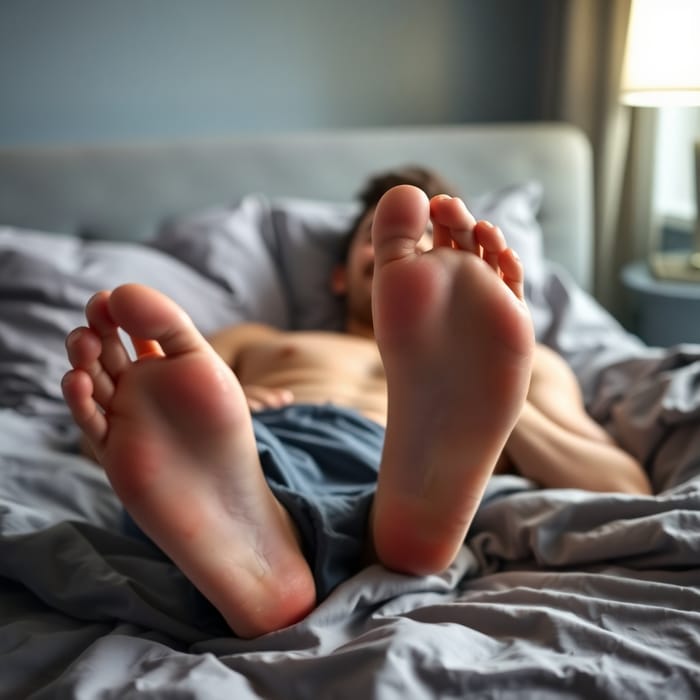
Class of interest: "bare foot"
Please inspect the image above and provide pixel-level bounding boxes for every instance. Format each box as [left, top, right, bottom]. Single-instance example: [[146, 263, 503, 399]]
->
[[370, 186, 534, 574], [61, 284, 315, 637]]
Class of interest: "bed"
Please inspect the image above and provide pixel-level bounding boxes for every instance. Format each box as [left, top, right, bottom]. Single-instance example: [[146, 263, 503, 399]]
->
[[1, 123, 699, 698]]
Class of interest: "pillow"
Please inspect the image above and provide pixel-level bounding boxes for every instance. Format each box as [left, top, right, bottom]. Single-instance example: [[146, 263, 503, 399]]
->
[[153, 182, 545, 332], [267, 197, 359, 330], [153, 197, 291, 329], [154, 194, 358, 331], [0, 228, 243, 416]]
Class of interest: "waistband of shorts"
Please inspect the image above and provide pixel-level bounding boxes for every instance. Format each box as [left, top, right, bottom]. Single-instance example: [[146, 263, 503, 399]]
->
[[252, 403, 383, 432]]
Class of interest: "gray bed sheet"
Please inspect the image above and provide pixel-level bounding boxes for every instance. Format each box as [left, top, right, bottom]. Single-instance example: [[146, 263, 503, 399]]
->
[[1, 217, 700, 698]]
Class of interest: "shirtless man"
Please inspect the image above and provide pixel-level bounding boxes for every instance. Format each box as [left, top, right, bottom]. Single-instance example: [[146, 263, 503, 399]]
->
[[61, 178, 650, 639], [209, 168, 649, 496]]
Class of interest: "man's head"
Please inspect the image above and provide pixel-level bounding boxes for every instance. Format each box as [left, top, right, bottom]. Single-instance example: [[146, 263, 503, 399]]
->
[[332, 166, 459, 335]]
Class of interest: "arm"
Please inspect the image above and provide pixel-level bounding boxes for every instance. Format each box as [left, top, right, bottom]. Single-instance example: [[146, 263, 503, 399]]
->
[[207, 322, 270, 370], [504, 345, 652, 495], [504, 401, 652, 494], [207, 323, 294, 411]]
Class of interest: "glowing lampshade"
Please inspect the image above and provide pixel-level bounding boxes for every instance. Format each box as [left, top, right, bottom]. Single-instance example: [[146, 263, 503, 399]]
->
[[621, 0, 700, 107]]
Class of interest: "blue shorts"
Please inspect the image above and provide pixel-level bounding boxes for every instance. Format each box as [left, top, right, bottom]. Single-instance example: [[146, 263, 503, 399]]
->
[[254, 404, 384, 599], [124, 404, 384, 601]]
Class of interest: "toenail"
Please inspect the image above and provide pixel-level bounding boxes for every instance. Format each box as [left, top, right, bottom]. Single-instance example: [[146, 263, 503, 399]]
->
[[430, 194, 452, 211], [65, 328, 81, 348]]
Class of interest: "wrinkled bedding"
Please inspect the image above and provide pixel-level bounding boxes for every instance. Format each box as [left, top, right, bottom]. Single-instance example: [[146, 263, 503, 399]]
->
[[1, 197, 700, 698]]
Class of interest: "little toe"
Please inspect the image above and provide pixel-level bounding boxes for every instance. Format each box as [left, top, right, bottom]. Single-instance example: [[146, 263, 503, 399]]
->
[[372, 185, 431, 266], [498, 248, 526, 301]]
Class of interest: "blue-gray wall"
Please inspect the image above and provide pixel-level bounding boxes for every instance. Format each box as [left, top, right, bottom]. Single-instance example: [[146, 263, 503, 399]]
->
[[0, 0, 545, 146]]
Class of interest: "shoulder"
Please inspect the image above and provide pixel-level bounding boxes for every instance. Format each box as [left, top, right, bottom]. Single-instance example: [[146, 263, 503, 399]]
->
[[206, 322, 283, 365], [208, 322, 280, 343], [531, 343, 577, 384]]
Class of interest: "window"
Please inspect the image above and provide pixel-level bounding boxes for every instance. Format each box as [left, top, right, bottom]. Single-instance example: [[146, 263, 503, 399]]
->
[[653, 107, 700, 228]]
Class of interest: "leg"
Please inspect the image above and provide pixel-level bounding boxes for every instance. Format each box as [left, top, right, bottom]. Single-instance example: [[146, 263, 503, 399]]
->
[[62, 284, 315, 637], [370, 186, 534, 574]]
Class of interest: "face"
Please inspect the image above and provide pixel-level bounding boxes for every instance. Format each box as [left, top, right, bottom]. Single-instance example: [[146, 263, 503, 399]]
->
[[333, 206, 433, 332]]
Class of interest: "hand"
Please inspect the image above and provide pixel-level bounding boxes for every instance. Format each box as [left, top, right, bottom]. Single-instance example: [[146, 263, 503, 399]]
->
[[242, 385, 294, 413]]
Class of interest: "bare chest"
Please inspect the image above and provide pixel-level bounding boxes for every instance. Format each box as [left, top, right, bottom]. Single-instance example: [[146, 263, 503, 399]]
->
[[237, 331, 384, 384]]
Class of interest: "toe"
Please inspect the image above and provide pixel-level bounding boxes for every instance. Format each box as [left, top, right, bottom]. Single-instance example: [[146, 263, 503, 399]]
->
[[372, 185, 431, 266], [108, 284, 212, 357], [61, 369, 108, 450], [474, 220, 507, 272], [65, 326, 100, 369], [429, 195, 455, 249], [498, 248, 525, 301], [65, 326, 116, 407], [85, 291, 132, 377], [429, 196, 478, 253]]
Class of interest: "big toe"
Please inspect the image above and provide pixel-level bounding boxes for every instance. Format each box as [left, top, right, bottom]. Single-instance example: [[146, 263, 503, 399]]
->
[[108, 284, 210, 357], [371, 185, 430, 267]]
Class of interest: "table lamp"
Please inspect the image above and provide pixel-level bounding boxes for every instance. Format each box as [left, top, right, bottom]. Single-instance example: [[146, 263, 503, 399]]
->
[[620, 0, 700, 282]]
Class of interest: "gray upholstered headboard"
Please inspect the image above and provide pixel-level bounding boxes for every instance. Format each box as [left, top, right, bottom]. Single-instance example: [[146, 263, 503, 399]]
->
[[0, 122, 593, 289]]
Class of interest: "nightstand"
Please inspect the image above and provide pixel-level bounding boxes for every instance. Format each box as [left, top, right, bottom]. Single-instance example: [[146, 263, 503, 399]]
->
[[621, 260, 700, 346]]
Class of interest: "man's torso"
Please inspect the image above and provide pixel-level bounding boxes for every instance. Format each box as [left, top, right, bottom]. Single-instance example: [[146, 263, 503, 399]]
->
[[233, 329, 388, 425]]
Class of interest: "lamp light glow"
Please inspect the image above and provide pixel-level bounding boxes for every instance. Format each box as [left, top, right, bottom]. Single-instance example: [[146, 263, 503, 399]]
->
[[621, 0, 700, 107]]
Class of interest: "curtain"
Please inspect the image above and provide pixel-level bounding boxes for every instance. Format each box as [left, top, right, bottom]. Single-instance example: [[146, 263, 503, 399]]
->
[[538, 0, 652, 319]]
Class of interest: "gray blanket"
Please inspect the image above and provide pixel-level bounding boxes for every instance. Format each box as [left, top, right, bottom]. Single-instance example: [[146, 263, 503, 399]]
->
[[1, 212, 700, 698]]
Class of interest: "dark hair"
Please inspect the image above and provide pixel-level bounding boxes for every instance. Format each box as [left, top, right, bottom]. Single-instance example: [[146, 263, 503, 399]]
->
[[339, 165, 459, 262]]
